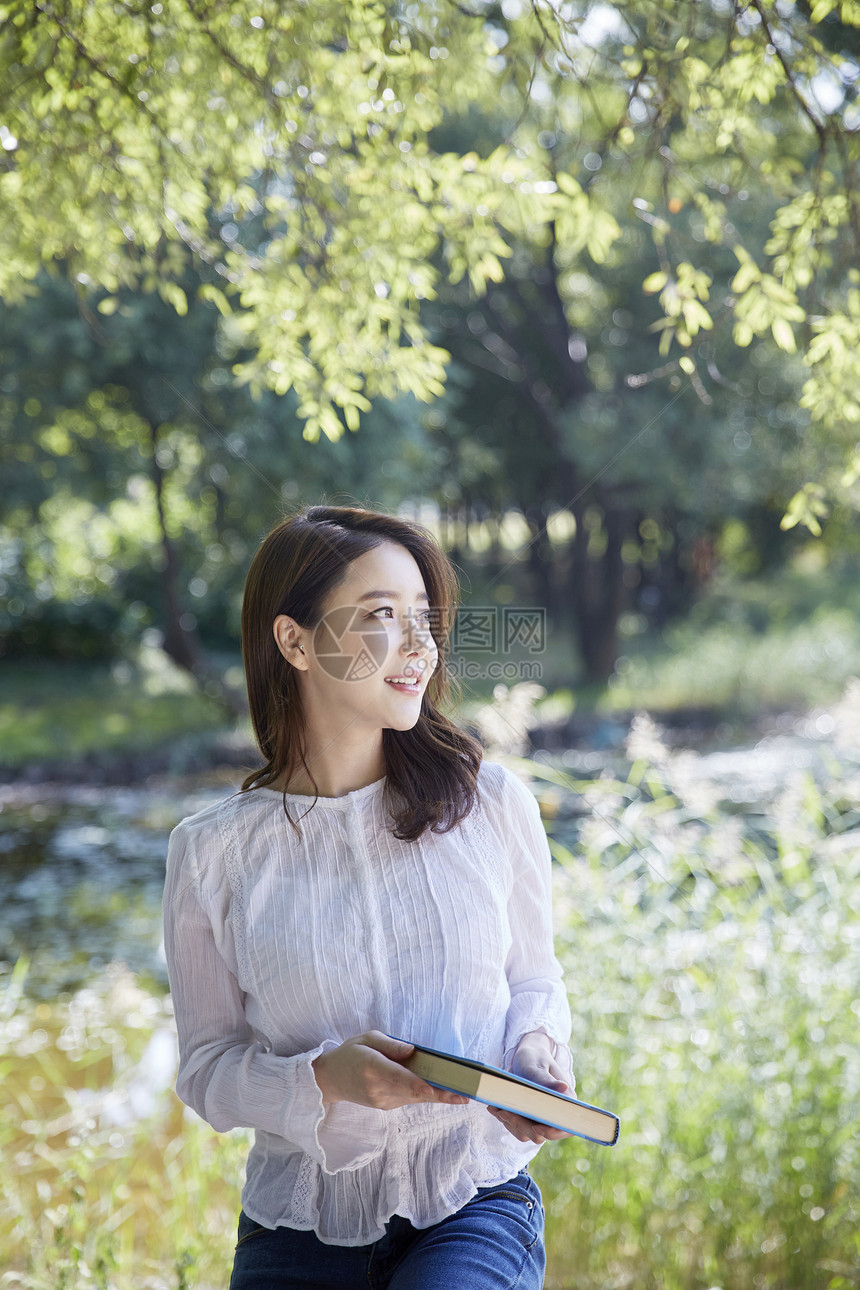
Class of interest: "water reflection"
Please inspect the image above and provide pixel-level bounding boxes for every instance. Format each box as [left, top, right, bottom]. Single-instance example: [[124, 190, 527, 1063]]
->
[[0, 718, 848, 1002], [0, 776, 234, 1000]]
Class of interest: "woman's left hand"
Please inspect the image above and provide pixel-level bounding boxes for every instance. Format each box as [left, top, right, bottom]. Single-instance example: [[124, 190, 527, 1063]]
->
[[487, 1030, 572, 1144]]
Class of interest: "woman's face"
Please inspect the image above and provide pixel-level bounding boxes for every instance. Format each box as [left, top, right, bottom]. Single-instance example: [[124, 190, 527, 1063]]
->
[[277, 540, 440, 735]]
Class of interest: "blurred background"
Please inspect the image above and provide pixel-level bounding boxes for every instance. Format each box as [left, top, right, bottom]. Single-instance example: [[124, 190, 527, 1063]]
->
[[2, 0, 859, 1287]]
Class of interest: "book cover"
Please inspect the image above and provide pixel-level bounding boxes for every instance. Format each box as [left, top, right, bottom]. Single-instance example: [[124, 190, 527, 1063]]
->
[[389, 1035, 620, 1146]]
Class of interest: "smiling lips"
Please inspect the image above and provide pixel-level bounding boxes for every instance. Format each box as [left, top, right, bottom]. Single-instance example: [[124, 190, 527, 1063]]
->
[[384, 675, 421, 693]]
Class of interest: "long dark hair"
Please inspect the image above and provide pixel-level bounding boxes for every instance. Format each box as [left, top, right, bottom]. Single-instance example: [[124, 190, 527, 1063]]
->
[[240, 504, 482, 840]]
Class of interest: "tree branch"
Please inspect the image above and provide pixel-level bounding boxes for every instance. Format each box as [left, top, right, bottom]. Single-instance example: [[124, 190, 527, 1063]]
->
[[747, 0, 828, 149]]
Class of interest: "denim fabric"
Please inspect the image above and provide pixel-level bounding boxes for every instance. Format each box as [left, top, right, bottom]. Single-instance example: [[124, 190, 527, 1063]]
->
[[228, 1167, 546, 1290]]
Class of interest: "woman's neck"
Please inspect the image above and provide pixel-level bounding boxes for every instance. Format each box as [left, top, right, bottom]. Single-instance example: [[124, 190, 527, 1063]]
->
[[272, 739, 386, 799]]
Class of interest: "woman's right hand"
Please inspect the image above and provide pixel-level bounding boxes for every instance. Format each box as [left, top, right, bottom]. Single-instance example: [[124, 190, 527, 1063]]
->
[[311, 1031, 470, 1111]]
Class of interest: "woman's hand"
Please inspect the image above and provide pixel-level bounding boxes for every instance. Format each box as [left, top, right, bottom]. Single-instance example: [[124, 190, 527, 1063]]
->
[[487, 1030, 572, 1144], [311, 1032, 471, 1111]]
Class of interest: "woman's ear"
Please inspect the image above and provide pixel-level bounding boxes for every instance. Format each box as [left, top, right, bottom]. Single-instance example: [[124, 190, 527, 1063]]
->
[[273, 615, 309, 668]]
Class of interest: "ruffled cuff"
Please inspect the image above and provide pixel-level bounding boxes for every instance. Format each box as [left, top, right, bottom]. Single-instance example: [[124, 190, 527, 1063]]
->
[[291, 1039, 389, 1174]]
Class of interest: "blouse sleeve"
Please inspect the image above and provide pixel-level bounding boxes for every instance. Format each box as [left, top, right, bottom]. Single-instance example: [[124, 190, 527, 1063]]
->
[[497, 767, 576, 1090], [162, 818, 387, 1174]]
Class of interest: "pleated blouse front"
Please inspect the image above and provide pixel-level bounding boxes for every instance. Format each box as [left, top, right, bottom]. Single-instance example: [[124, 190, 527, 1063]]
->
[[161, 758, 574, 1246]]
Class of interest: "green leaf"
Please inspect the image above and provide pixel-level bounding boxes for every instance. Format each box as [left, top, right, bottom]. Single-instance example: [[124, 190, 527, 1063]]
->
[[344, 402, 361, 432], [731, 263, 760, 294], [771, 317, 797, 353], [159, 282, 188, 317], [197, 284, 232, 317], [780, 485, 828, 535], [643, 272, 668, 294]]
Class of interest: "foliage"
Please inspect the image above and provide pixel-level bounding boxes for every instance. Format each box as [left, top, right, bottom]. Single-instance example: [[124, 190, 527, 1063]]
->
[[2, 694, 859, 1288], [519, 695, 860, 1289], [0, 0, 538, 442], [602, 560, 860, 715], [0, 958, 250, 1290], [0, 648, 230, 769], [1, 0, 859, 513], [3, 558, 860, 774], [0, 270, 444, 663], [490, 0, 860, 526]]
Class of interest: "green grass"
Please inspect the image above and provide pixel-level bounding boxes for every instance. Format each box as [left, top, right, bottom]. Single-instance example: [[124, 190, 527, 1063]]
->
[[598, 565, 860, 718], [2, 729, 858, 1288], [3, 562, 860, 771], [456, 564, 860, 749], [487, 562, 860, 726], [518, 726, 860, 1289], [0, 959, 249, 1289], [0, 644, 231, 770]]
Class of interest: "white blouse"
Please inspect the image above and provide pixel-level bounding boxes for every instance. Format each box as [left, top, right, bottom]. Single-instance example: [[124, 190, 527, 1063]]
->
[[162, 758, 574, 1246]]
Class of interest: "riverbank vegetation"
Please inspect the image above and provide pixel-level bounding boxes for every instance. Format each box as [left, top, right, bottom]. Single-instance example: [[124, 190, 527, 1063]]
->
[[2, 705, 858, 1289], [3, 556, 860, 778], [529, 701, 860, 1289]]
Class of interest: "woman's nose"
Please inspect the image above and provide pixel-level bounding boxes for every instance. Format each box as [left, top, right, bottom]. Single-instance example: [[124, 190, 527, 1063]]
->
[[400, 614, 435, 656]]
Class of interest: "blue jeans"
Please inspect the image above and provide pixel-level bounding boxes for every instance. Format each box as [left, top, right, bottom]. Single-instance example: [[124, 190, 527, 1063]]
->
[[228, 1167, 545, 1290]]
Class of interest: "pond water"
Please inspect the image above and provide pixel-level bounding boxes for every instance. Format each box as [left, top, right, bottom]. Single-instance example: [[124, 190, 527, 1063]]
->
[[0, 712, 843, 1004], [0, 775, 232, 1002]]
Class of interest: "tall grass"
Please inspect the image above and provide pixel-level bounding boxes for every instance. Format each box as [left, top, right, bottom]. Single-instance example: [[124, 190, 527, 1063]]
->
[[525, 700, 860, 1289], [2, 694, 859, 1288], [0, 963, 250, 1289]]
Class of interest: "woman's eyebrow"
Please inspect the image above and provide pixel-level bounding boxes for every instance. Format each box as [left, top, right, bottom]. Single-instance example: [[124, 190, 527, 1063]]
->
[[356, 589, 430, 603]]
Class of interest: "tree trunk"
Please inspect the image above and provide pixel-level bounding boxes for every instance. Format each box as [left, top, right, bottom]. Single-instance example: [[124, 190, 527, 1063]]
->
[[472, 242, 632, 683], [569, 493, 629, 681], [646, 514, 697, 627], [148, 423, 246, 717], [524, 506, 562, 623]]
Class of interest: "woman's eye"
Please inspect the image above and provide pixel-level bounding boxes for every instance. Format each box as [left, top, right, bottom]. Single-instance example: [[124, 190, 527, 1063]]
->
[[367, 606, 432, 624]]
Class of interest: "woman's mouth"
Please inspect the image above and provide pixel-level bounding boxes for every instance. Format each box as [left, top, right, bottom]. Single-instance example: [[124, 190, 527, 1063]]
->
[[384, 675, 421, 694]]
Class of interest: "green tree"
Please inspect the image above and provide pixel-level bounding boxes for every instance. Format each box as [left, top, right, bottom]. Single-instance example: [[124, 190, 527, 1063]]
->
[[0, 268, 443, 693], [417, 35, 844, 679], [1, 0, 858, 524]]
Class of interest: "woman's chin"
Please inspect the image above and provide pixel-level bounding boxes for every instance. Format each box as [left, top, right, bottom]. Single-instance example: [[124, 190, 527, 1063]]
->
[[383, 706, 423, 731]]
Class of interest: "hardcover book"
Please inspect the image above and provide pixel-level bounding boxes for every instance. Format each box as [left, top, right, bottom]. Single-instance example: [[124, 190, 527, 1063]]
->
[[391, 1037, 620, 1146]]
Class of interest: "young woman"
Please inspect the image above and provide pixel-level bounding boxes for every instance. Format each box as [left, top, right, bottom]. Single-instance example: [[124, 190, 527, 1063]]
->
[[162, 504, 575, 1290]]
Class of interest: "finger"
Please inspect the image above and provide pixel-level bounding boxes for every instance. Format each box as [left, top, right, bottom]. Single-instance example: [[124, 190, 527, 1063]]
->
[[362, 1045, 433, 1091], [516, 1056, 556, 1082], [488, 1107, 540, 1143], [362, 1032, 415, 1061], [368, 1040, 469, 1104], [419, 1079, 469, 1104], [401, 1076, 461, 1101], [534, 1070, 568, 1092], [518, 1059, 568, 1093], [547, 1059, 569, 1089], [380, 1063, 468, 1104], [433, 1088, 471, 1104], [378, 1062, 436, 1099], [489, 1106, 567, 1143]]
